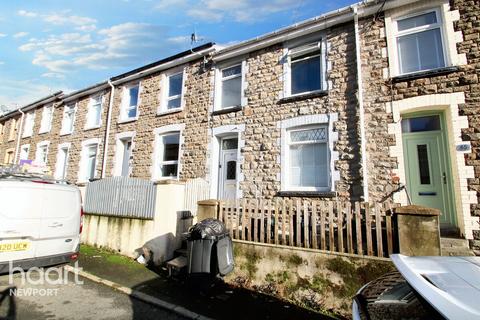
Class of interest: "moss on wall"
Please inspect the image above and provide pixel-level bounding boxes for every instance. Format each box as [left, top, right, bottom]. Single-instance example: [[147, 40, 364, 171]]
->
[[227, 242, 394, 317]]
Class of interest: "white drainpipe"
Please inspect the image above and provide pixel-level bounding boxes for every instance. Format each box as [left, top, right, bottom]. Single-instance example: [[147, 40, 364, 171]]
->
[[14, 108, 25, 164], [353, 6, 369, 203], [101, 80, 115, 178]]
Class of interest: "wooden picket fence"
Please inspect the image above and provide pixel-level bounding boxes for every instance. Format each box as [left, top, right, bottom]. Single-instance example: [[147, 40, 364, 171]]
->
[[218, 199, 396, 258]]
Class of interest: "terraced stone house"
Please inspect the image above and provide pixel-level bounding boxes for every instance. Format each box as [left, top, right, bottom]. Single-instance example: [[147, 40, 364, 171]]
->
[[1, 0, 479, 243]]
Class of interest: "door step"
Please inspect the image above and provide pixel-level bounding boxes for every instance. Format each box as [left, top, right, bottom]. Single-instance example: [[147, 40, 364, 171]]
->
[[441, 238, 476, 256]]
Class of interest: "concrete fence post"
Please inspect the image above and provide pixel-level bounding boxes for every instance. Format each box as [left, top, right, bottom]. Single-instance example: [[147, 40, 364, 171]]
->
[[196, 199, 220, 222], [393, 205, 442, 256]]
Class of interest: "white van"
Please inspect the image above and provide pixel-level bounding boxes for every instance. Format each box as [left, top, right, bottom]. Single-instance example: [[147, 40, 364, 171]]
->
[[0, 173, 83, 274]]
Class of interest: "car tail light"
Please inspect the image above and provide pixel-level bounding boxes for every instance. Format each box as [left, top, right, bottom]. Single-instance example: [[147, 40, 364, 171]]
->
[[80, 207, 84, 234], [70, 253, 79, 261]]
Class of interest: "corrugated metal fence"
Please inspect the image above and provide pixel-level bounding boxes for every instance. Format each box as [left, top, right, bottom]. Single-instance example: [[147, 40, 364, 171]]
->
[[184, 178, 210, 216], [84, 176, 156, 220]]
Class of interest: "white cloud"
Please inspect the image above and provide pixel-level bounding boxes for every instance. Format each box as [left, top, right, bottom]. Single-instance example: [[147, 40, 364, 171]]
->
[[0, 33, 7, 38], [17, 9, 97, 31], [0, 61, 4, 65], [18, 22, 180, 74], [18, 10, 38, 17], [13, 32, 29, 38], [155, 0, 187, 10], [41, 72, 65, 79], [186, 0, 301, 23]]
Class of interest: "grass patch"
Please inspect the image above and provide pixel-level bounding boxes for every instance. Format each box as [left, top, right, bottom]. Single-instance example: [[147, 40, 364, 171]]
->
[[80, 244, 144, 270]]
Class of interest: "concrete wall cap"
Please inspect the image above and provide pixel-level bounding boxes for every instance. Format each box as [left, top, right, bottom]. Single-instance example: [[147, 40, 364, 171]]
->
[[394, 205, 441, 216], [197, 199, 220, 206]]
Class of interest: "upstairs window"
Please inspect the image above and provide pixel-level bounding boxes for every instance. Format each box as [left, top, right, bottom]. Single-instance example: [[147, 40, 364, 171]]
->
[[167, 72, 183, 109], [39, 105, 53, 133], [8, 118, 19, 141], [288, 42, 323, 96], [221, 65, 241, 108], [214, 61, 246, 110], [395, 10, 445, 74], [86, 95, 102, 129], [22, 111, 35, 137], [120, 84, 139, 121], [61, 104, 76, 135]]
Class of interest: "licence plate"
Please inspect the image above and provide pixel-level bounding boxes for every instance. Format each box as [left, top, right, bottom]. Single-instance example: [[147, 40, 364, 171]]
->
[[0, 242, 30, 252]]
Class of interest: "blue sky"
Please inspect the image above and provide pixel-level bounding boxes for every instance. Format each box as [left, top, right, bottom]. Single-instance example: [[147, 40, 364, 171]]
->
[[0, 0, 357, 108]]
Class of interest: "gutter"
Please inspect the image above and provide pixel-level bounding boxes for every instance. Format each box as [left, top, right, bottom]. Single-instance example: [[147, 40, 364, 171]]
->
[[13, 108, 25, 164], [111, 46, 215, 85], [353, 6, 369, 202], [101, 80, 115, 178]]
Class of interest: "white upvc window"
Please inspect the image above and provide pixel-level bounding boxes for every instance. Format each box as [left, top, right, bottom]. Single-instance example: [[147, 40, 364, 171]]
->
[[120, 83, 139, 122], [55, 143, 70, 180], [19, 144, 30, 162], [114, 131, 135, 177], [154, 131, 181, 179], [85, 95, 103, 129], [79, 139, 100, 182], [393, 9, 446, 75], [159, 69, 185, 113], [22, 111, 35, 138], [61, 104, 76, 135], [285, 125, 329, 191], [35, 141, 50, 165], [214, 61, 246, 110], [39, 105, 53, 133], [284, 40, 326, 97]]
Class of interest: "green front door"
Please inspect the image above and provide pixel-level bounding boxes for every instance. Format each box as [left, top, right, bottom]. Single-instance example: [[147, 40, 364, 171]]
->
[[402, 113, 457, 233]]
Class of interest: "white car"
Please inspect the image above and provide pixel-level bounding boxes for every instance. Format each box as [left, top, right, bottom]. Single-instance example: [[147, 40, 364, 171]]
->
[[353, 254, 480, 320], [0, 172, 83, 273]]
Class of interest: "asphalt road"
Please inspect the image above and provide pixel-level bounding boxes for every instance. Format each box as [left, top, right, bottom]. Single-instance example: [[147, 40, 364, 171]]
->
[[0, 267, 186, 320]]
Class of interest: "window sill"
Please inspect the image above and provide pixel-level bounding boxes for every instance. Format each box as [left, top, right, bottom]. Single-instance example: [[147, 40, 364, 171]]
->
[[279, 90, 328, 104], [211, 106, 243, 116], [277, 191, 336, 198], [392, 66, 459, 83], [84, 125, 101, 131], [38, 130, 50, 135], [157, 108, 183, 117], [60, 131, 73, 136], [117, 118, 138, 124]]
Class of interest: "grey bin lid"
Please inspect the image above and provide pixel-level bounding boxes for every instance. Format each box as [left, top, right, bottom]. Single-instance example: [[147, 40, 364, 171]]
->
[[188, 218, 228, 240], [216, 236, 234, 276]]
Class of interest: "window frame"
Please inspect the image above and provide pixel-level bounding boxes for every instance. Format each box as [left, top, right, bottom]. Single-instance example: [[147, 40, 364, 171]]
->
[[392, 8, 447, 76], [285, 124, 330, 192], [35, 141, 50, 165], [120, 83, 140, 123], [214, 61, 247, 111], [158, 68, 186, 114], [39, 105, 53, 134], [114, 131, 135, 177], [8, 118, 18, 141], [54, 143, 71, 180], [22, 111, 35, 138], [60, 103, 77, 135], [78, 139, 100, 183], [283, 39, 327, 98], [85, 94, 103, 129], [19, 144, 30, 162], [155, 131, 181, 180], [152, 124, 184, 181]]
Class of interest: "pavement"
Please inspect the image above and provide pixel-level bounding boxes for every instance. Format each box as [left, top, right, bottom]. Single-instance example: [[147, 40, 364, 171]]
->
[[76, 245, 338, 320], [0, 268, 186, 320]]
